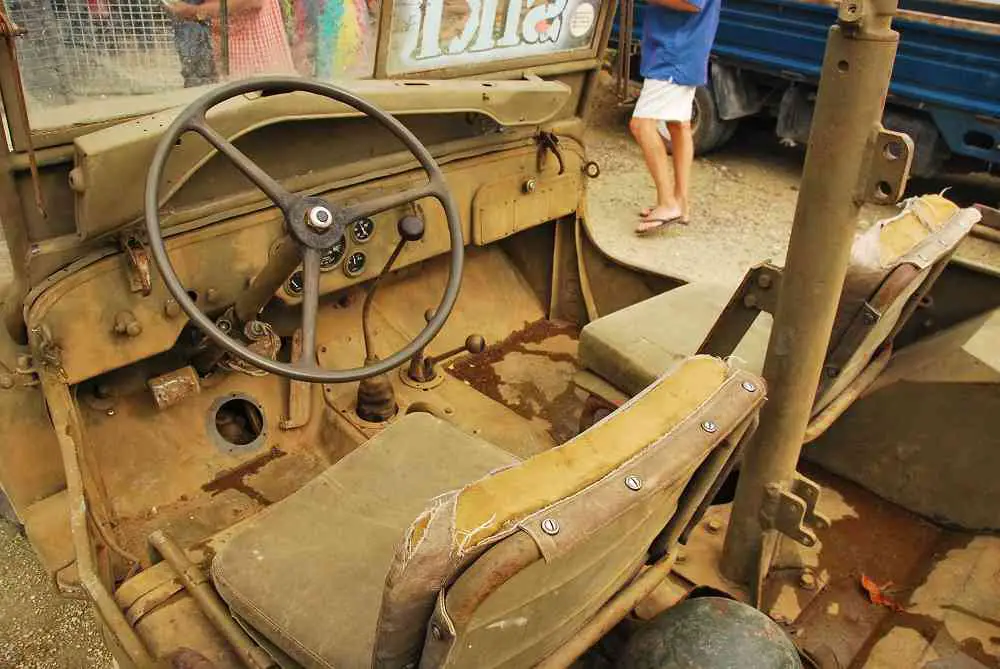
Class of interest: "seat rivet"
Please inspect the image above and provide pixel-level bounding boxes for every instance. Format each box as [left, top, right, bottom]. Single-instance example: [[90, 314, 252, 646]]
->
[[701, 420, 718, 434], [741, 380, 757, 393], [541, 518, 560, 535], [625, 475, 642, 491], [431, 624, 443, 641]]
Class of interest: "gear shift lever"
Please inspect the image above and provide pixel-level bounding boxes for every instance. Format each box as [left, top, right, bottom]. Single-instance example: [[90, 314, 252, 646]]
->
[[355, 216, 424, 422], [407, 311, 486, 383]]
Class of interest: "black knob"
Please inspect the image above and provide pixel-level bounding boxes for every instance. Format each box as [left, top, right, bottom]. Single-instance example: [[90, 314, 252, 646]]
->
[[398, 216, 425, 242], [465, 334, 486, 354]]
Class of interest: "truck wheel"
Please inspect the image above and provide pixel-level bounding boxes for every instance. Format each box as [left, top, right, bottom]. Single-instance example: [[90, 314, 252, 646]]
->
[[658, 86, 739, 156], [692, 85, 738, 155]]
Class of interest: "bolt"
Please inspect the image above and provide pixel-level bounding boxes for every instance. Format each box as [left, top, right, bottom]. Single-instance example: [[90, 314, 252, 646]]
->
[[706, 518, 722, 534], [307, 205, 334, 231], [625, 475, 642, 491], [701, 420, 718, 434], [741, 380, 757, 393], [799, 570, 817, 590], [541, 518, 560, 536], [522, 178, 537, 194], [743, 294, 759, 309], [0, 374, 14, 390], [757, 274, 773, 289], [164, 299, 181, 318], [126, 321, 142, 337]]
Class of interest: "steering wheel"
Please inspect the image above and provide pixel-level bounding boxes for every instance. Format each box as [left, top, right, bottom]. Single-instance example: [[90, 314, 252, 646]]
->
[[144, 77, 464, 383]]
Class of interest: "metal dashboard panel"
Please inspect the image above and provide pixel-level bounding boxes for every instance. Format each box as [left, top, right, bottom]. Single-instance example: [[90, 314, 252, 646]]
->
[[72, 79, 572, 242], [28, 144, 565, 384]]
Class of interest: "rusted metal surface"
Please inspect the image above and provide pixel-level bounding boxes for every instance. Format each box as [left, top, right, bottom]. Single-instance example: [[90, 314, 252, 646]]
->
[[147, 366, 201, 411], [448, 319, 585, 444]]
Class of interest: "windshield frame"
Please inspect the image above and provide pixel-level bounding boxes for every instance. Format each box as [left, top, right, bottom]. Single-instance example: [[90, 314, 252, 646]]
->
[[0, 0, 613, 151]]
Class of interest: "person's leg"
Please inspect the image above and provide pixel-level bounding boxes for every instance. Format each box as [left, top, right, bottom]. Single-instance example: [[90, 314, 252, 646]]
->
[[666, 120, 694, 222], [629, 115, 682, 231]]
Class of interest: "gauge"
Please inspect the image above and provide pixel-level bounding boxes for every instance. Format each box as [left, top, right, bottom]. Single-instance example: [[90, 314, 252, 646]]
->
[[320, 237, 347, 272], [351, 218, 376, 244], [285, 270, 304, 296], [344, 251, 366, 278]]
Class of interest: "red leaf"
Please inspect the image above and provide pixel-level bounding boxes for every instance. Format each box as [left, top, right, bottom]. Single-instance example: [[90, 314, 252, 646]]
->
[[860, 574, 903, 612]]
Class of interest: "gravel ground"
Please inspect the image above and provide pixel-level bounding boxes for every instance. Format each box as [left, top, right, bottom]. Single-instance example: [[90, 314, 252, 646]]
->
[[0, 72, 997, 667], [0, 520, 113, 668]]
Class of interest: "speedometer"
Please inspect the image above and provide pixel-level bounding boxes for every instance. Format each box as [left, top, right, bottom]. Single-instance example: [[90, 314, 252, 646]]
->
[[320, 238, 347, 272]]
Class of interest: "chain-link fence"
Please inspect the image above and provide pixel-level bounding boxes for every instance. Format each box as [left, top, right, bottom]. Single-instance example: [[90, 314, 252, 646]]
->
[[5, 0, 184, 107]]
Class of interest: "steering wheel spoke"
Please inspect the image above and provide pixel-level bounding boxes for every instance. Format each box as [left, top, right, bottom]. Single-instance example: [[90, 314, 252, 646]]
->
[[298, 247, 322, 370], [341, 180, 442, 224], [185, 114, 294, 210]]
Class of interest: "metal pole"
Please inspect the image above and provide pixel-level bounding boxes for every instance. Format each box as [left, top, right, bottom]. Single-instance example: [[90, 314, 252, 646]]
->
[[720, 0, 902, 586]]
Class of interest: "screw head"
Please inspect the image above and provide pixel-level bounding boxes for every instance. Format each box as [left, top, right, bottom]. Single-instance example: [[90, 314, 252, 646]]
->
[[164, 299, 181, 318], [106, 408, 116, 416], [625, 475, 643, 491], [522, 178, 537, 194], [307, 205, 334, 231], [799, 570, 817, 590], [756, 274, 773, 289], [540, 518, 560, 536], [701, 420, 719, 434], [741, 380, 757, 393], [706, 518, 722, 534]]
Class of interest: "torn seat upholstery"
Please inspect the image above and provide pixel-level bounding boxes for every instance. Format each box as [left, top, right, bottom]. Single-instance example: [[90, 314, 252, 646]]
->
[[578, 194, 978, 413], [211, 356, 766, 669]]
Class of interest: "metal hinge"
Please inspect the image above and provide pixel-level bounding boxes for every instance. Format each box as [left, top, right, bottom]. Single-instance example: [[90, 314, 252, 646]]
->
[[760, 473, 831, 548], [120, 232, 152, 296]]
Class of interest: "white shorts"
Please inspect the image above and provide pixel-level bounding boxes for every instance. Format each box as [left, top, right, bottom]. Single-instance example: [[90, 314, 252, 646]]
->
[[632, 78, 696, 122]]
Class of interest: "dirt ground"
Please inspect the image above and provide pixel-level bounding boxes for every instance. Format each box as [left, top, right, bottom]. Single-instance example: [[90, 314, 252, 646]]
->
[[0, 73, 998, 667]]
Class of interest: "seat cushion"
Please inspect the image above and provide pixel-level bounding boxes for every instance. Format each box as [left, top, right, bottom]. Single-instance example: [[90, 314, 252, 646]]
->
[[211, 413, 519, 669], [578, 282, 771, 396]]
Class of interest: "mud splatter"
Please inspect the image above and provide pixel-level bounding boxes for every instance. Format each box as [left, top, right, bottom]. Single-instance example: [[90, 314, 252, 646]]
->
[[201, 447, 287, 505]]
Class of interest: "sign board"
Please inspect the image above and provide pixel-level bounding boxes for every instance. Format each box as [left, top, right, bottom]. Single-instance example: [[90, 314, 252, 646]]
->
[[387, 0, 602, 75]]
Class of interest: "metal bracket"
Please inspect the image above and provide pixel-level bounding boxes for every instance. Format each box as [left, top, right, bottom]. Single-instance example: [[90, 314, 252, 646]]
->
[[280, 329, 312, 430], [761, 473, 831, 549], [120, 232, 152, 296], [697, 262, 783, 359], [862, 127, 914, 205]]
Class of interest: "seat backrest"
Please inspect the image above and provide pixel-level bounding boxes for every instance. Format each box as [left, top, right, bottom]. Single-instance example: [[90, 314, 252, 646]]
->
[[371, 356, 766, 669], [813, 195, 978, 412]]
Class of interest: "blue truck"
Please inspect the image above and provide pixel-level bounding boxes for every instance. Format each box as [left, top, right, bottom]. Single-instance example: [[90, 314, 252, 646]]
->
[[611, 0, 1000, 176]]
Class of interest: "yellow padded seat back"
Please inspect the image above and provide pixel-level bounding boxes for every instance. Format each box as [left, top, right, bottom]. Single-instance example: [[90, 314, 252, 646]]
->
[[373, 356, 766, 668]]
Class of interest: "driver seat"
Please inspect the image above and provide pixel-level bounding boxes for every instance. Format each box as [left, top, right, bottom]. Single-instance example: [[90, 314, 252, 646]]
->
[[211, 356, 766, 668]]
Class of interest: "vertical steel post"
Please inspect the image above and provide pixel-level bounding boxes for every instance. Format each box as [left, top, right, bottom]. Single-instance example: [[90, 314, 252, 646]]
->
[[720, 0, 902, 586]]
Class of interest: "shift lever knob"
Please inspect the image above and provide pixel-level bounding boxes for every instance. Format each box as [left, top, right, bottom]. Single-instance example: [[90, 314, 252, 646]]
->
[[398, 216, 425, 242], [464, 334, 486, 354]]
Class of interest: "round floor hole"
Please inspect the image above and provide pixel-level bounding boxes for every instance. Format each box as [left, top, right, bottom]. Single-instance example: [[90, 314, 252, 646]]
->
[[209, 394, 267, 452]]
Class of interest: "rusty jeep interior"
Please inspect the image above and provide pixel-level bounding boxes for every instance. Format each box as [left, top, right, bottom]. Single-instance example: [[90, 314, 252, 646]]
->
[[0, 0, 998, 666]]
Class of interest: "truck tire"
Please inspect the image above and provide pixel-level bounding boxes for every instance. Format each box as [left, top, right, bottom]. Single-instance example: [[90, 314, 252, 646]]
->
[[658, 86, 739, 156], [692, 85, 738, 155]]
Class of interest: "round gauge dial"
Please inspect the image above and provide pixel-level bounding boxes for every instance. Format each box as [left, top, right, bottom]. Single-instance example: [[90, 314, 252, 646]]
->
[[320, 237, 347, 272], [285, 269, 304, 296], [344, 251, 366, 278], [351, 218, 376, 244]]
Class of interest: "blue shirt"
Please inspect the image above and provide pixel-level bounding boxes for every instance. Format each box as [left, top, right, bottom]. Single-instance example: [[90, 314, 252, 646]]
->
[[640, 0, 722, 87]]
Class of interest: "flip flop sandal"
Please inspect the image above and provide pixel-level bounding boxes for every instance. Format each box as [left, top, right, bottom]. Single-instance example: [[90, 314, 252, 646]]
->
[[635, 216, 682, 235]]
